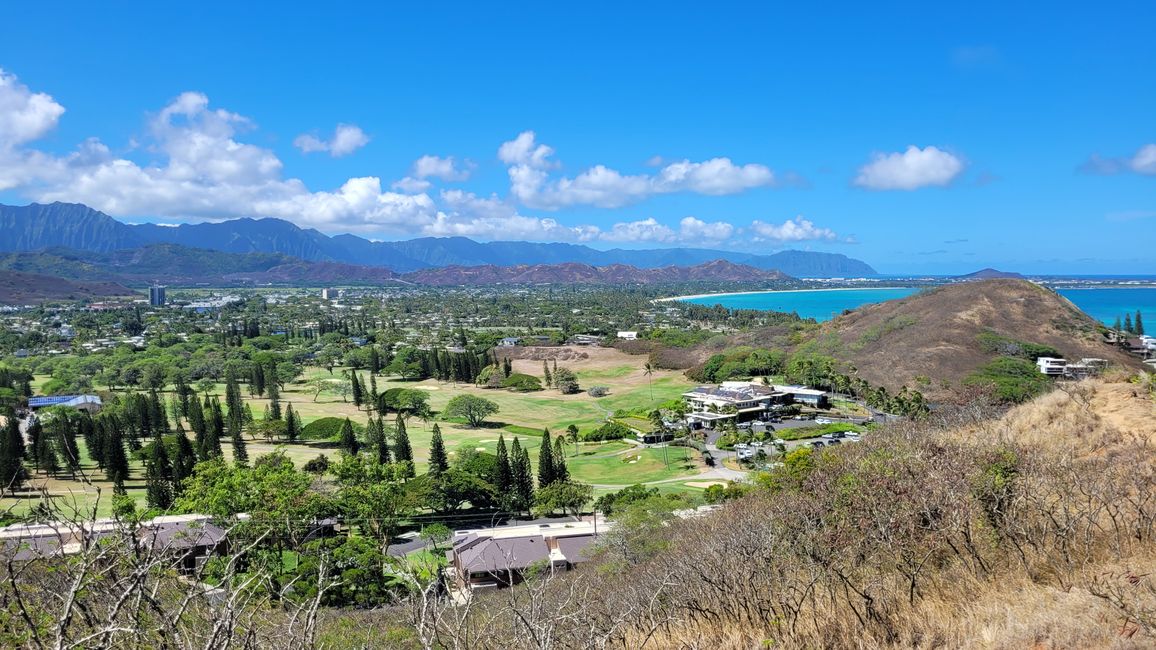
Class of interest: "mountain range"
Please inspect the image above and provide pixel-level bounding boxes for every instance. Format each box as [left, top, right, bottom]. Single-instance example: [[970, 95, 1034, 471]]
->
[[0, 202, 877, 277], [0, 245, 791, 289]]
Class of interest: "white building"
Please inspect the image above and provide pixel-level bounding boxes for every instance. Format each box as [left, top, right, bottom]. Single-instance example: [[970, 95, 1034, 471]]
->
[[616, 331, 638, 340]]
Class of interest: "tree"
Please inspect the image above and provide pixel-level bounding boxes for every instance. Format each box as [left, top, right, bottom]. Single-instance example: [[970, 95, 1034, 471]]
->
[[338, 418, 359, 456], [1124, 312, 1133, 333], [538, 428, 557, 488], [1136, 310, 1145, 336], [104, 428, 130, 493], [267, 367, 282, 420], [566, 424, 580, 456], [285, 403, 302, 442], [553, 436, 570, 483], [543, 360, 553, 388], [554, 368, 580, 394], [643, 361, 655, 401], [373, 416, 392, 465], [444, 394, 500, 428], [428, 423, 449, 477], [1114, 315, 1123, 332], [510, 437, 534, 513], [171, 428, 197, 489], [0, 417, 26, 495], [394, 415, 414, 479], [533, 480, 593, 518], [350, 371, 364, 409], [495, 434, 512, 500]]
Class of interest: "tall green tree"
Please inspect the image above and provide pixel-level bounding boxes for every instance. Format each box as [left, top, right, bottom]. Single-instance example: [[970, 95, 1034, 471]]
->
[[374, 416, 391, 465], [543, 360, 553, 388], [537, 428, 557, 488], [104, 428, 129, 493], [1125, 312, 1133, 333], [394, 415, 415, 479], [267, 365, 282, 420], [339, 418, 360, 456], [0, 417, 26, 494], [1136, 310, 1145, 336], [172, 425, 197, 490], [510, 437, 535, 513], [428, 423, 449, 476], [350, 371, 364, 409], [284, 403, 301, 442], [553, 436, 570, 483], [495, 434, 512, 498]]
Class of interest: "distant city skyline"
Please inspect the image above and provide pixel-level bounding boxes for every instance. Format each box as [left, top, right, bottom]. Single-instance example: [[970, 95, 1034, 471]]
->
[[0, 2, 1153, 274]]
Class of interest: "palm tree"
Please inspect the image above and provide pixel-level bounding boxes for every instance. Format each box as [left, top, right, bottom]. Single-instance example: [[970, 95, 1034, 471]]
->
[[643, 362, 655, 402]]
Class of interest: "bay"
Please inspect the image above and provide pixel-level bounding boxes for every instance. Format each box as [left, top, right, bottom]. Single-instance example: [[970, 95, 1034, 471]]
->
[[677, 286, 1156, 326]]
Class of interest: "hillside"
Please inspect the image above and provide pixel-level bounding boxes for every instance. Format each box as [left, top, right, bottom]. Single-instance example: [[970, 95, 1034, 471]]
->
[[0, 270, 134, 304], [804, 279, 1137, 399], [403, 259, 791, 285], [0, 202, 877, 277]]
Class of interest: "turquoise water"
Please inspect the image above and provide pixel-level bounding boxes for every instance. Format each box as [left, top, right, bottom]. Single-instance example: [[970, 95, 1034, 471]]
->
[[680, 286, 1156, 325], [1055, 288, 1156, 326]]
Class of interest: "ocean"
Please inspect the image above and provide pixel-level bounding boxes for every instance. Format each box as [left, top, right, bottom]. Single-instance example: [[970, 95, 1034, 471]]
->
[[678, 286, 1156, 326]]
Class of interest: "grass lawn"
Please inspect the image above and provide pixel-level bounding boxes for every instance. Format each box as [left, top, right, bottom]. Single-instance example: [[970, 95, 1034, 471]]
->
[[18, 346, 704, 513]]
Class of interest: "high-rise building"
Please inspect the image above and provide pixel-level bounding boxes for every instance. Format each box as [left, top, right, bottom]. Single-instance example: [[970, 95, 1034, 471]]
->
[[149, 285, 166, 307], [322, 288, 338, 300]]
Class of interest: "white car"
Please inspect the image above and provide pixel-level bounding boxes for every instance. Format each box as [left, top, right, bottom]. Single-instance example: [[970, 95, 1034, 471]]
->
[[815, 417, 832, 424]]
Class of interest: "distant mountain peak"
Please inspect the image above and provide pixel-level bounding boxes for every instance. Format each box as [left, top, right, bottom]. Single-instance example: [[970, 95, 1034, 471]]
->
[[958, 268, 1025, 280]]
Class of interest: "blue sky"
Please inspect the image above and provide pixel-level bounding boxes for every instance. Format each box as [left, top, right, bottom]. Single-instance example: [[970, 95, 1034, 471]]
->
[[0, 2, 1153, 274]]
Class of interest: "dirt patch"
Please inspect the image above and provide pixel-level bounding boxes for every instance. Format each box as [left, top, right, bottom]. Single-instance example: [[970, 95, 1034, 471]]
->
[[685, 480, 727, 489], [499, 346, 592, 363]]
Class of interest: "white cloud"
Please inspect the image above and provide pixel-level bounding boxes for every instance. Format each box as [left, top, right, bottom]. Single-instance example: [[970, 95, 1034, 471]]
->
[[679, 216, 734, 241], [413, 154, 472, 181], [391, 176, 431, 193], [293, 123, 369, 157], [498, 131, 776, 209], [0, 68, 65, 149], [497, 131, 556, 168], [854, 145, 965, 190], [1130, 144, 1156, 175], [0, 86, 429, 232], [749, 216, 837, 242], [599, 218, 677, 243]]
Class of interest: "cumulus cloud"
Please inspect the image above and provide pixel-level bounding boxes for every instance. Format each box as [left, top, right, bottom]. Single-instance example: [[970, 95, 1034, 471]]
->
[[0, 68, 65, 149], [853, 145, 965, 190], [412, 154, 472, 181], [293, 123, 369, 157], [749, 216, 837, 242], [392, 154, 473, 192], [0, 69, 846, 249], [678, 216, 734, 241], [0, 81, 428, 232], [498, 130, 776, 209]]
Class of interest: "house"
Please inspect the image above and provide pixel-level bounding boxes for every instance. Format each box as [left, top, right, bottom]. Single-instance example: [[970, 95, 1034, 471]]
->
[[0, 514, 226, 575], [616, 331, 638, 341], [27, 395, 104, 414], [682, 382, 789, 425], [446, 519, 606, 591], [138, 514, 229, 574], [1036, 357, 1067, 376], [569, 334, 602, 346], [770, 385, 830, 408], [498, 337, 521, 347]]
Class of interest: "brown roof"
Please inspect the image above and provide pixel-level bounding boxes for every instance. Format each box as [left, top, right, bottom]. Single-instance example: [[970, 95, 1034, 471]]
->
[[139, 521, 227, 551]]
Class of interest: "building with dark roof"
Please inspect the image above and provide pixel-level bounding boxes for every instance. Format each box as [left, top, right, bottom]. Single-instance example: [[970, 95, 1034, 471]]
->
[[446, 519, 606, 591]]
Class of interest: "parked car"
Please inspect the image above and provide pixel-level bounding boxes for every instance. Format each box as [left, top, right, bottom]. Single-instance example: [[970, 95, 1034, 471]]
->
[[810, 440, 825, 448], [827, 439, 842, 445], [815, 417, 832, 424]]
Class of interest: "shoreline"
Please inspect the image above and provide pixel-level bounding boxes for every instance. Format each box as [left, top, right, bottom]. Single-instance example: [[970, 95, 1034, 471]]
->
[[655, 287, 920, 303]]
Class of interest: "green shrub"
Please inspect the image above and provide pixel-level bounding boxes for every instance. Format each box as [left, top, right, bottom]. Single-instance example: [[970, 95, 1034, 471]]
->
[[301, 417, 365, 441], [965, 357, 1051, 403], [500, 373, 543, 392], [582, 421, 632, 442]]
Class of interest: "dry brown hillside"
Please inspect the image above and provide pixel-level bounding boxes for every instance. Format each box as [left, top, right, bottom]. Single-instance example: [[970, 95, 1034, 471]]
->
[[804, 279, 1137, 399]]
